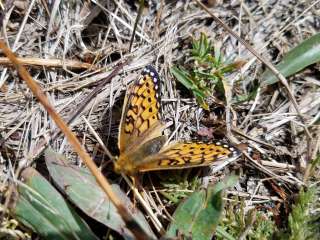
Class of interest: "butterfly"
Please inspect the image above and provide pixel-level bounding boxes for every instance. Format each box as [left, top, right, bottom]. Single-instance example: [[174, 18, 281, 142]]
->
[[114, 65, 240, 176]]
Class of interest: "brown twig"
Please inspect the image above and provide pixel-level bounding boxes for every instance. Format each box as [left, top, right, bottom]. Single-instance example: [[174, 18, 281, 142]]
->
[[0, 56, 95, 70]]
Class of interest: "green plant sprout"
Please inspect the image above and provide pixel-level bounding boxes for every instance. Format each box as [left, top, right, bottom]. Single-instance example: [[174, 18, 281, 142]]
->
[[171, 32, 244, 110]]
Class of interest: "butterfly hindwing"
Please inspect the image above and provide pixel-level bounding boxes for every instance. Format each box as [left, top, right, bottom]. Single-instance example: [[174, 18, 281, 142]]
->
[[136, 141, 241, 172], [118, 65, 163, 153]]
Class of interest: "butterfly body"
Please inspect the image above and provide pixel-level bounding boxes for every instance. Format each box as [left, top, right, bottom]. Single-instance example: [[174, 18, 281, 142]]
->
[[114, 134, 166, 175], [115, 65, 240, 176]]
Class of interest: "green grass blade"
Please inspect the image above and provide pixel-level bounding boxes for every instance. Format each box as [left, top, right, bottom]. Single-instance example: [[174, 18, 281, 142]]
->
[[261, 33, 320, 86], [11, 168, 98, 240]]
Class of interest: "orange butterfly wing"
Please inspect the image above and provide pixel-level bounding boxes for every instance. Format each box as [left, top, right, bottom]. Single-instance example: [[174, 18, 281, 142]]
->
[[136, 141, 240, 172], [118, 65, 164, 154], [115, 66, 167, 175]]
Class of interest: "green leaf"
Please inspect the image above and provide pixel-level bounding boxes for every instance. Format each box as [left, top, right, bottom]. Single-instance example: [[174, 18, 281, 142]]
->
[[171, 66, 209, 110], [11, 168, 98, 240], [171, 66, 205, 97], [261, 33, 320, 86], [44, 148, 156, 240], [191, 32, 212, 61], [166, 176, 238, 240]]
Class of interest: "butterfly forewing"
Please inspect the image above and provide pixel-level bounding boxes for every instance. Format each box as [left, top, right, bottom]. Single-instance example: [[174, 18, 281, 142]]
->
[[118, 66, 163, 153], [136, 141, 241, 172]]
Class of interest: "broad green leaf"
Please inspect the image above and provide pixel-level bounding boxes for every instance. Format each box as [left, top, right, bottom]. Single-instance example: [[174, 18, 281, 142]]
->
[[166, 176, 238, 240], [44, 148, 156, 240], [11, 168, 98, 240], [261, 33, 320, 86]]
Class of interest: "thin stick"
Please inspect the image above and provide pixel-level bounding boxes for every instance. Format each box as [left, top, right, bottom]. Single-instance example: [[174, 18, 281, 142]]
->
[[129, 0, 145, 52], [0, 40, 151, 240], [82, 116, 115, 161]]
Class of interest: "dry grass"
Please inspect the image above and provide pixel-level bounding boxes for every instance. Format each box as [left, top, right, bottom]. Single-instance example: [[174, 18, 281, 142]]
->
[[0, 0, 319, 239]]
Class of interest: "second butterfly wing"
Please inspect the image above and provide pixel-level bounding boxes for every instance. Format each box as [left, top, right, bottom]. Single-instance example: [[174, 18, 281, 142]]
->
[[135, 141, 241, 172]]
